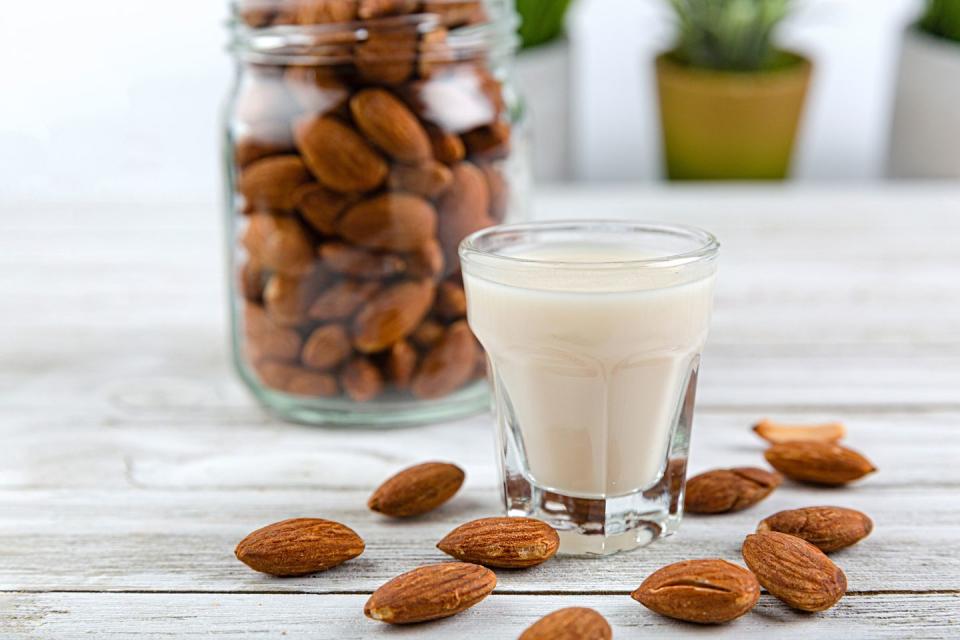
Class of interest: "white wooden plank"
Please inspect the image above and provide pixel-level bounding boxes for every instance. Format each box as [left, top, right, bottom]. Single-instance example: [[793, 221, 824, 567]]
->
[[5, 592, 959, 639]]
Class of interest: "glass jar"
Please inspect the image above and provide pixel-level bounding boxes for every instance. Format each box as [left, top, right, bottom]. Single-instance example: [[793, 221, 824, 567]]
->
[[223, 0, 528, 426]]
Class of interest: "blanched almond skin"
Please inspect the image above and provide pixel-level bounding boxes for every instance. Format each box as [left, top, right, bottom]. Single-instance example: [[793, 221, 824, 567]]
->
[[350, 88, 432, 163], [519, 607, 612, 640], [437, 517, 559, 568], [684, 467, 782, 514], [753, 419, 846, 444], [368, 461, 464, 517], [235, 518, 364, 576], [632, 559, 760, 624], [765, 441, 877, 486], [758, 506, 874, 553], [742, 531, 847, 612], [364, 562, 496, 624]]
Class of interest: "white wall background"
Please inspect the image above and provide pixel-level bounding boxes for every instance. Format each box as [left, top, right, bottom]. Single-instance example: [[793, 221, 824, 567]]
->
[[0, 0, 923, 206]]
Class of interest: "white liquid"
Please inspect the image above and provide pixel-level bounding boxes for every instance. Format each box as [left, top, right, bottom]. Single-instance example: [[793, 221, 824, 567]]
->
[[464, 243, 716, 498]]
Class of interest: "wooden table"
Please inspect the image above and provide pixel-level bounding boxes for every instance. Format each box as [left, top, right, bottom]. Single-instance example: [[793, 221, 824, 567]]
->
[[3, 186, 959, 638]]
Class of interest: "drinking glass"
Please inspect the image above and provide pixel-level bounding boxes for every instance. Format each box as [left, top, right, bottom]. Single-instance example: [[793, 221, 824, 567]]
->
[[460, 221, 719, 555]]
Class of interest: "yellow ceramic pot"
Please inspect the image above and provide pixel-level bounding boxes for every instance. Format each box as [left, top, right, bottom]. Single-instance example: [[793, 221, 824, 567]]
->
[[656, 53, 812, 180]]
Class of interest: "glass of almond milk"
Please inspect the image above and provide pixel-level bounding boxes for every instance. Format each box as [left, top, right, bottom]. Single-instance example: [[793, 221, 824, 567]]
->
[[460, 221, 719, 556]]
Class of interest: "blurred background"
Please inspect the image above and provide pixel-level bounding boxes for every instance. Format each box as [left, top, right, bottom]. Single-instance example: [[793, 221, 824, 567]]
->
[[2, 0, 955, 209]]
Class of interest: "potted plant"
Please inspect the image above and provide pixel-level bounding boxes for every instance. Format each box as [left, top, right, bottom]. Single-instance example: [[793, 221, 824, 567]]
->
[[513, 0, 576, 181], [656, 0, 811, 180], [888, 0, 960, 178]]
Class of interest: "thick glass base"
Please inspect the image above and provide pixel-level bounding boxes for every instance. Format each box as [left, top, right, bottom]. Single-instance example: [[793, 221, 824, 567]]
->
[[235, 356, 490, 428]]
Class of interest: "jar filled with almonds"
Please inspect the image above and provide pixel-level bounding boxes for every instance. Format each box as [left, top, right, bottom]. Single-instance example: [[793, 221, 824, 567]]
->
[[225, 0, 528, 425]]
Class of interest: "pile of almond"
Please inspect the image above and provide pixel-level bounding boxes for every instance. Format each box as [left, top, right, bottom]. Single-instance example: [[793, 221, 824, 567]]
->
[[233, 419, 877, 632], [232, 0, 508, 403]]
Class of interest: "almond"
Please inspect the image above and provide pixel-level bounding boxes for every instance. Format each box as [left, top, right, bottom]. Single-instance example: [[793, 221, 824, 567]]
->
[[388, 161, 453, 198], [405, 239, 445, 280], [308, 279, 381, 321], [427, 125, 466, 164], [385, 340, 418, 389], [435, 280, 467, 319], [765, 441, 876, 486], [437, 162, 492, 265], [757, 506, 873, 553], [319, 242, 406, 279], [418, 27, 452, 79], [364, 562, 495, 624], [244, 303, 303, 362], [301, 324, 352, 370], [422, 1, 484, 27], [411, 319, 445, 349], [238, 155, 311, 212], [235, 517, 364, 576], [437, 517, 559, 568], [350, 88, 431, 163], [341, 356, 384, 402], [296, 0, 358, 24], [294, 183, 354, 235], [234, 120, 296, 168], [264, 273, 314, 327], [742, 531, 847, 611], [353, 279, 435, 353], [294, 115, 387, 193], [753, 419, 846, 444], [684, 467, 782, 514], [239, 259, 266, 303], [368, 461, 465, 517], [356, 26, 417, 85], [632, 559, 760, 624], [519, 607, 612, 640], [411, 320, 477, 399], [462, 121, 511, 161], [285, 369, 339, 397], [242, 212, 315, 276], [338, 193, 437, 252], [359, 0, 419, 19]]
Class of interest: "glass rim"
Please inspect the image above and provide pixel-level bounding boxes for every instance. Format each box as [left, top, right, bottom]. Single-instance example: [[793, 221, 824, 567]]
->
[[459, 220, 721, 271]]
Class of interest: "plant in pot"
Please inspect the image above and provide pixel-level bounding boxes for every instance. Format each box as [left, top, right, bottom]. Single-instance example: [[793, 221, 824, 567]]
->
[[888, 0, 960, 178], [656, 0, 811, 180], [513, 0, 576, 181]]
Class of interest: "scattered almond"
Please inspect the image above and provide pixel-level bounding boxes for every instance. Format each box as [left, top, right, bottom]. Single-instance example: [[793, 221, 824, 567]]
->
[[684, 467, 782, 514], [437, 517, 559, 568], [742, 531, 847, 612], [364, 562, 496, 624], [235, 517, 364, 576], [519, 607, 612, 640], [368, 461, 464, 517], [632, 559, 760, 624], [753, 419, 846, 444], [758, 506, 873, 553], [765, 441, 877, 486]]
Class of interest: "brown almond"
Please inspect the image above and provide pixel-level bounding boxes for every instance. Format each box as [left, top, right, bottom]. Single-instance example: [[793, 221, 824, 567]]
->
[[754, 419, 847, 444], [353, 279, 435, 353], [244, 303, 303, 362], [742, 531, 846, 611], [435, 280, 467, 319], [294, 183, 354, 235], [427, 125, 466, 164], [341, 356, 384, 402], [294, 115, 387, 193], [239, 259, 266, 303], [242, 212, 315, 276], [437, 517, 559, 568], [356, 26, 417, 85], [235, 517, 364, 576], [437, 162, 492, 265], [632, 559, 760, 624], [364, 562, 495, 624], [368, 461, 464, 517], [285, 369, 339, 397], [462, 121, 511, 161], [422, 1, 484, 27], [301, 324, 352, 370], [264, 273, 313, 327], [296, 0, 358, 24], [359, 0, 419, 19], [308, 279, 381, 321], [758, 506, 874, 553], [411, 320, 477, 399], [238, 156, 311, 213], [405, 239, 445, 279], [338, 193, 437, 252], [765, 441, 877, 486], [385, 340, 418, 389], [684, 467, 782, 514], [411, 319, 445, 349], [350, 89, 431, 163], [234, 122, 296, 168], [519, 607, 612, 640], [319, 242, 406, 279], [388, 161, 453, 198]]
